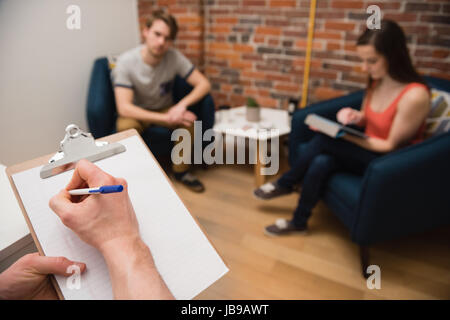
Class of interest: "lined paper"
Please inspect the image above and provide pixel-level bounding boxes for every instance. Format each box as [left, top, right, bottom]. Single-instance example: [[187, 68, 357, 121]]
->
[[12, 135, 228, 300]]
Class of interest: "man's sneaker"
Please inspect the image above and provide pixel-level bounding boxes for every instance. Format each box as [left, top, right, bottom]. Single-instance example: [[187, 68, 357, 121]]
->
[[264, 219, 308, 237], [253, 181, 292, 200], [174, 171, 205, 193]]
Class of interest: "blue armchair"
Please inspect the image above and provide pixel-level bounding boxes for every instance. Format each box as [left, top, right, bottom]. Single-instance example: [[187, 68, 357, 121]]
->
[[86, 57, 215, 159], [289, 76, 450, 277]]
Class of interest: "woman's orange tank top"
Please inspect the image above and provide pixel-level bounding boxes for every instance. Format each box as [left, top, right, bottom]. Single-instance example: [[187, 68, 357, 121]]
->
[[364, 82, 429, 144]]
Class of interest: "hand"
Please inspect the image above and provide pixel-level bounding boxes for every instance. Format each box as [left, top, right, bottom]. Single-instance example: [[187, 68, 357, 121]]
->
[[0, 253, 86, 300], [181, 110, 197, 127], [166, 103, 196, 127], [48, 160, 172, 300], [336, 107, 363, 125], [49, 159, 140, 253], [309, 125, 319, 132]]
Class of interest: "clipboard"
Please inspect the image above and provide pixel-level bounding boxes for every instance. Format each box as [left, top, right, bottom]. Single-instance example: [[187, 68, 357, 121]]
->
[[6, 125, 228, 300]]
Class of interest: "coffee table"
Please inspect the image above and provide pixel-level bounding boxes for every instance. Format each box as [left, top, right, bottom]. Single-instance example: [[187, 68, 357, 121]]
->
[[213, 106, 291, 186]]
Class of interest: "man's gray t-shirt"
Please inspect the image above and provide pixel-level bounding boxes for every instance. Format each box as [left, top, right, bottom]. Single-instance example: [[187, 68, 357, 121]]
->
[[112, 45, 194, 111]]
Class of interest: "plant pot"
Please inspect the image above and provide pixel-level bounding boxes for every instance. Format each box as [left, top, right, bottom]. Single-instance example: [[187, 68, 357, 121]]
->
[[246, 106, 260, 122]]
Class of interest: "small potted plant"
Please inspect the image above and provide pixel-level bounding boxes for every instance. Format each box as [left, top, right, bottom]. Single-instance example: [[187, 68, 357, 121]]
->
[[246, 97, 260, 122]]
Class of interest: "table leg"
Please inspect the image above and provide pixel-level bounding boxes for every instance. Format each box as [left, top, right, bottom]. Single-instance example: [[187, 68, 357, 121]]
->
[[254, 140, 266, 187]]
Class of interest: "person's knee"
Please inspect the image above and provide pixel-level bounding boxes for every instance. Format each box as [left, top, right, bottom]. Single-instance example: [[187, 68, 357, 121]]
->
[[310, 154, 336, 172], [308, 133, 334, 151], [116, 117, 144, 134], [313, 133, 332, 144], [190, 95, 215, 125]]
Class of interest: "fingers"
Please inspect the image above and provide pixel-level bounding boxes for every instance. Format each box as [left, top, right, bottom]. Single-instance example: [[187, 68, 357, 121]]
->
[[178, 112, 195, 127], [116, 177, 128, 189], [337, 107, 356, 125], [49, 189, 76, 218], [65, 159, 96, 190], [66, 159, 113, 191], [347, 111, 360, 125], [50, 160, 118, 222], [25, 253, 86, 277], [183, 111, 197, 122]]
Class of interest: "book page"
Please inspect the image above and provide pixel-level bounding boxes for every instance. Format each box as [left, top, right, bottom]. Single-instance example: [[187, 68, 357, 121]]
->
[[12, 135, 228, 299]]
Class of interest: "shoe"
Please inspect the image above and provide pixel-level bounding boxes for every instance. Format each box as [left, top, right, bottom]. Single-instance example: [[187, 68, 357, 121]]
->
[[264, 219, 308, 236], [174, 171, 205, 193], [253, 181, 292, 200]]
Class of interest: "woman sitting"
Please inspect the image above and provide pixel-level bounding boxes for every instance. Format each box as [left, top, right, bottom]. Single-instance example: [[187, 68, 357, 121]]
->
[[254, 20, 431, 236]]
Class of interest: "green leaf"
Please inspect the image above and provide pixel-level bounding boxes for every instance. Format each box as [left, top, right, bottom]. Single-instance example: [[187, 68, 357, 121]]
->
[[246, 97, 259, 108]]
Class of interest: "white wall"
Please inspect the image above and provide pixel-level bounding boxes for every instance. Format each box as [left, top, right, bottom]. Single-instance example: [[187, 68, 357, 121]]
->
[[0, 0, 140, 165]]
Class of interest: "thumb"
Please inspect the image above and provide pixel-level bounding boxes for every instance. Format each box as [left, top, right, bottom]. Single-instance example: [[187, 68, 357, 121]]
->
[[30, 254, 86, 277], [49, 189, 77, 218]]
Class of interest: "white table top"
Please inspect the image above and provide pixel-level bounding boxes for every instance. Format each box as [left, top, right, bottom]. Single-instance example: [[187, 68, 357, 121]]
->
[[213, 106, 291, 140], [0, 164, 30, 253]]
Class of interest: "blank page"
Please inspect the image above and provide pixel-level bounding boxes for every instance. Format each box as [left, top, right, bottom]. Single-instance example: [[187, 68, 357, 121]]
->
[[12, 135, 228, 299]]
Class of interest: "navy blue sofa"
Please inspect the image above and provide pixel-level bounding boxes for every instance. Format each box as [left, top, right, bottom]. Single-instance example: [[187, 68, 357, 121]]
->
[[289, 76, 450, 276], [86, 57, 215, 159]]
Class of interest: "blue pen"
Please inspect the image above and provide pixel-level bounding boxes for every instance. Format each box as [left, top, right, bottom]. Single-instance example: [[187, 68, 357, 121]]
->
[[68, 185, 123, 196]]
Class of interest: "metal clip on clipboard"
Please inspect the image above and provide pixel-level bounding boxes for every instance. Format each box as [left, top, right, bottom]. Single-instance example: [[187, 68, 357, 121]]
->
[[40, 124, 126, 179]]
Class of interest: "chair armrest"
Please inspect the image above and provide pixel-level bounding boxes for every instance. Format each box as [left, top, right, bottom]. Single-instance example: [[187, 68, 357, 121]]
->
[[86, 57, 117, 138], [351, 132, 450, 245], [289, 90, 364, 165]]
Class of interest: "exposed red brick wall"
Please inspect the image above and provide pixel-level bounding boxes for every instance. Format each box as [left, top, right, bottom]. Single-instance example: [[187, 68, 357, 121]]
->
[[138, 0, 450, 108]]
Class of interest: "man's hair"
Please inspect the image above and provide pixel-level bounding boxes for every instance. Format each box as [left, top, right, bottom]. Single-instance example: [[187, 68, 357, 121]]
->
[[145, 10, 178, 41]]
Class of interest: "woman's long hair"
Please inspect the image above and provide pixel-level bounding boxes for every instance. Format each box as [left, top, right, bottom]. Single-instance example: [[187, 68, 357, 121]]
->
[[356, 20, 428, 89]]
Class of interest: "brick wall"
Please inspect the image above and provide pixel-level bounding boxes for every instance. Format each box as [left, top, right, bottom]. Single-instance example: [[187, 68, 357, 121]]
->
[[138, 0, 450, 108]]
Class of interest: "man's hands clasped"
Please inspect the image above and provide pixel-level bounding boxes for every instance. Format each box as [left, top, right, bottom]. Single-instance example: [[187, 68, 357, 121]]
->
[[165, 102, 197, 127]]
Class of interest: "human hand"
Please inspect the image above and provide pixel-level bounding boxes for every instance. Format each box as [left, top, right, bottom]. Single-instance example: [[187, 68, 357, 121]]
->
[[181, 110, 197, 127], [166, 103, 197, 127], [0, 253, 86, 300], [49, 159, 140, 254], [336, 107, 363, 125], [165, 103, 191, 126]]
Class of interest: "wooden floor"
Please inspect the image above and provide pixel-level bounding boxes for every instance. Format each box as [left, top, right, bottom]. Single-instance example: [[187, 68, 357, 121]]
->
[[172, 163, 450, 300]]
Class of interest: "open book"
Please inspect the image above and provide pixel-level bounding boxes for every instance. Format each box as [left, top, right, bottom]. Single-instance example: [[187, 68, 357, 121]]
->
[[305, 114, 367, 139]]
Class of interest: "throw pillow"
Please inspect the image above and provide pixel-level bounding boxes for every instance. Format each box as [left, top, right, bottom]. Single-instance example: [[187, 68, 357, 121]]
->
[[424, 89, 450, 138]]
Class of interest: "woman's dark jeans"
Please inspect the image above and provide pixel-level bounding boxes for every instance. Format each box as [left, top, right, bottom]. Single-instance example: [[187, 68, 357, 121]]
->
[[277, 133, 382, 227]]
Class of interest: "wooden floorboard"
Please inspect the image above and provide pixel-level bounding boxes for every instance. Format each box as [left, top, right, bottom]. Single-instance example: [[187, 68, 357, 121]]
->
[[173, 164, 450, 300]]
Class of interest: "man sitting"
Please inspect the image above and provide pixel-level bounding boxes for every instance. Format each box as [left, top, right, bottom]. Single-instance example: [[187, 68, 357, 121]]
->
[[113, 9, 211, 192]]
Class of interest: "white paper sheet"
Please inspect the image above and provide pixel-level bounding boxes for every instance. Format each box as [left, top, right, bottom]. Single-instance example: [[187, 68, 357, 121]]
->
[[12, 136, 228, 300]]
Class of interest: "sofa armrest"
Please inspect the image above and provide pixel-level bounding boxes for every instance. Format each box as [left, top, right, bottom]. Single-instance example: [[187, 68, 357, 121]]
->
[[289, 90, 364, 165], [351, 132, 450, 245]]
